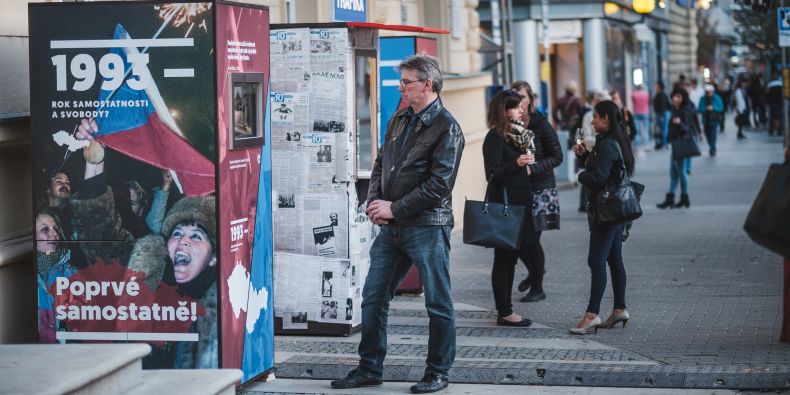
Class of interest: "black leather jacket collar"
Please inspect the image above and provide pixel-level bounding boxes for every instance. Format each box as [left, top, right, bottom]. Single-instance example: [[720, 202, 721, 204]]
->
[[368, 97, 465, 227]]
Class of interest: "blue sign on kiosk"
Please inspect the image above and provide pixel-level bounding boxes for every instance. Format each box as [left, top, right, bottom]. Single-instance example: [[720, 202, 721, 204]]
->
[[334, 0, 366, 22]]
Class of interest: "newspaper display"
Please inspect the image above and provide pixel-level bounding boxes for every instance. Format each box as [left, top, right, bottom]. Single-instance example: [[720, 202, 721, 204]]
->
[[270, 26, 371, 330], [270, 92, 310, 151], [301, 132, 345, 192], [303, 192, 349, 258], [310, 28, 353, 182], [270, 29, 311, 93], [274, 252, 364, 325], [274, 253, 323, 325]]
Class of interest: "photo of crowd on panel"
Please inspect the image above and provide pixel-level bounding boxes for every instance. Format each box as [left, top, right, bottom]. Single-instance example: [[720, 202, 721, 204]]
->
[[30, 2, 219, 369]]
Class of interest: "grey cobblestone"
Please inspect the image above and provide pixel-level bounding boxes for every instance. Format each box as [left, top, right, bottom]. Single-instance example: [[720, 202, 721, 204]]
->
[[387, 324, 570, 338], [275, 341, 651, 361]]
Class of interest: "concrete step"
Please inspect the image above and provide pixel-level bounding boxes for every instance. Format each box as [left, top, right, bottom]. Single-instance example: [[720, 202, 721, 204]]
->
[[0, 343, 150, 395], [128, 369, 242, 395]]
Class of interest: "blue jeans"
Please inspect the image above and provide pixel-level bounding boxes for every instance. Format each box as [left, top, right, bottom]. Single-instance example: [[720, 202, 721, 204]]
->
[[634, 113, 651, 147], [358, 224, 455, 378], [586, 223, 627, 315], [669, 157, 689, 195], [703, 121, 719, 156], [656, 110, 670, 146]]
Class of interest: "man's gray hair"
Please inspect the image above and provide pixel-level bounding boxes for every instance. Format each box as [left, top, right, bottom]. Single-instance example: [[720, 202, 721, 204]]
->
[[398, 54, 443, 94]]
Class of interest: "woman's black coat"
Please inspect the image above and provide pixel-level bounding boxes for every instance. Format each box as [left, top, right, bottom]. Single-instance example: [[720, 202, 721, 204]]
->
[[482, 129, 538, 245], [526, 112, 563, 190], [577, 133, 625, 225], [668, 103, 697, 142]]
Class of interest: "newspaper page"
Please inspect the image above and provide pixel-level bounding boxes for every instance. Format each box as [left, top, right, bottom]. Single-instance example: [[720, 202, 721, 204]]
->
[[300, 132, 345, 193], [336, 50, 355, 182], [309, 28, 348, 138], [303, 192, 349, 258], [319, 258, 353, 323], [272, 173, 304, 253], [270, 28, 311, 93], [274, 252, 323, 327], [270, 92, 311, 152]]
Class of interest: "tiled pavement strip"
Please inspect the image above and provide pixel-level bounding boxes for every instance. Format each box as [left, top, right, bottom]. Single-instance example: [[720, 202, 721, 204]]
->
[[242, 118, 790, 394]]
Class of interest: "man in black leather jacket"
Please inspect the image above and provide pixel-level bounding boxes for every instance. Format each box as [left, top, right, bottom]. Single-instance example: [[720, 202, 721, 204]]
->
[[331, 55, 464, 394]]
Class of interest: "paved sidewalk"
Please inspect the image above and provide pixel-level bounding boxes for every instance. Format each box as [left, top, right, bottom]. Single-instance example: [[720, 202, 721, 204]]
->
[[242, 379, 741, 394], [249, 119, 790, 393]]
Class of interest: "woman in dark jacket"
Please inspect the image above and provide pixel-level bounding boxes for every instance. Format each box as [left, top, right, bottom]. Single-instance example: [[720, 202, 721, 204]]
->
[[482, 89, 540, 327], [570, 100, 635, 335], [511, 81, 563, 302], [656, 88, 695, 209]]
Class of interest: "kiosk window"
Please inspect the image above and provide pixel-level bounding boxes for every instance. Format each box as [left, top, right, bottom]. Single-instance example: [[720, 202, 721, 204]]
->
[[354, 51, 377, 179], [230, 73, 265, 149]]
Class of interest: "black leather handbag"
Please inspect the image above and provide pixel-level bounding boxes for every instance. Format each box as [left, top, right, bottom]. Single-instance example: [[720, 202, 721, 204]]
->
[[744, 160, 790, 257], [594, 146, 644, 225], [463, 186, 528, 251], [671, 135, 701, 160]]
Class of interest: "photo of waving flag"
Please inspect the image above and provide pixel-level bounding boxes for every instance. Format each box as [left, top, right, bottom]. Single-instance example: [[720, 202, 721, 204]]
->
[[94, 23, 215, 196]]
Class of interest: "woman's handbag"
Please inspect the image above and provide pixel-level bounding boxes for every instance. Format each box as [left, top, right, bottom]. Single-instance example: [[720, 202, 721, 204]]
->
[[671, 134, 701, 160], [743, 161, 790, 257], [463, 186, 528, 250], [594, 144, 644, 225], [595, 178, 644, 225]]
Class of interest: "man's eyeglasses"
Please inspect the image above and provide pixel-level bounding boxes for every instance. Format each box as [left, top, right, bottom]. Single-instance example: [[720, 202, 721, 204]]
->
[[399, 79, 425, 86]]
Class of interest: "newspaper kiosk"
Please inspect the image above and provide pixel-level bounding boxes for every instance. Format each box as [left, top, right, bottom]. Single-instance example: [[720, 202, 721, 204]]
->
[[29, 1, 274, 383], [269, 23, 447, 335]]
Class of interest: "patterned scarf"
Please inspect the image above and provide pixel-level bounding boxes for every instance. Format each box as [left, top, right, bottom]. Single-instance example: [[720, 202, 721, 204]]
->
[[505, 119, 535, 154]]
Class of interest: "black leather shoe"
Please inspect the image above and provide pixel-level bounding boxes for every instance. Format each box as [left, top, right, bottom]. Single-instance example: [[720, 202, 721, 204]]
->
[[496, 317, 532, 327], [520, 291, 546, 303], [517, 277, 531, 293], [330, 369, 383, 389], [410, 372, 449, 393]]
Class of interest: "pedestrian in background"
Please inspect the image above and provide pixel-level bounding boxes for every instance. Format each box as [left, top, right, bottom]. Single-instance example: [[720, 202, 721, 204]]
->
[[332, 55, 464, 394], [511, 81, 564, 302], [631, 84, 651, 150], [610, 90, 637, 144], [657, 88, 696, 209], [652, 81, 671, 150], [749, 75, 766, 127], [482, 89, 539, 326], [554, 80, 583, 132], [570, 100, 634, 335], [689, 78, 704, 113], [697, 84, 724, 157], [766, 75, 783, 137], [734, 79, 749, 140]]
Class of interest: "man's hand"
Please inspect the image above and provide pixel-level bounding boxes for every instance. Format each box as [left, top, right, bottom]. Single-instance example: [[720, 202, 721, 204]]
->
[[365, 199, 394, 225], [572, 144, 587, 157], [161, 170, 173, 192], [75, 117, 98, 140]]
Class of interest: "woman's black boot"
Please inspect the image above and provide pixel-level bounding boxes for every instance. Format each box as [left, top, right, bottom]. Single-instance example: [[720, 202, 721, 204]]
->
[[675, 194, 690, 208], [656, 193, 675, 209]]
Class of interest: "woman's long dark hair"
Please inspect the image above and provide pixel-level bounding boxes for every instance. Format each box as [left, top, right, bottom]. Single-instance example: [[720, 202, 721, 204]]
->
[[593, 100, 635, 177], [487, 89, 524, 139], [511, 80, 536, 114], [670, 87, 690, 108]]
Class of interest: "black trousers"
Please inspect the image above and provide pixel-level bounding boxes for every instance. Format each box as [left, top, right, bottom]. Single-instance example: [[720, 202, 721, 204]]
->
[[491, 233, 544, 317], [586, 223, 627, 315]]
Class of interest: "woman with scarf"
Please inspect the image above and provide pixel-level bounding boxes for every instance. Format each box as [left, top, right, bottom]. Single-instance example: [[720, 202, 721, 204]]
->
[[510, 81, 563, 303], [482, 89, 540, 327]]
